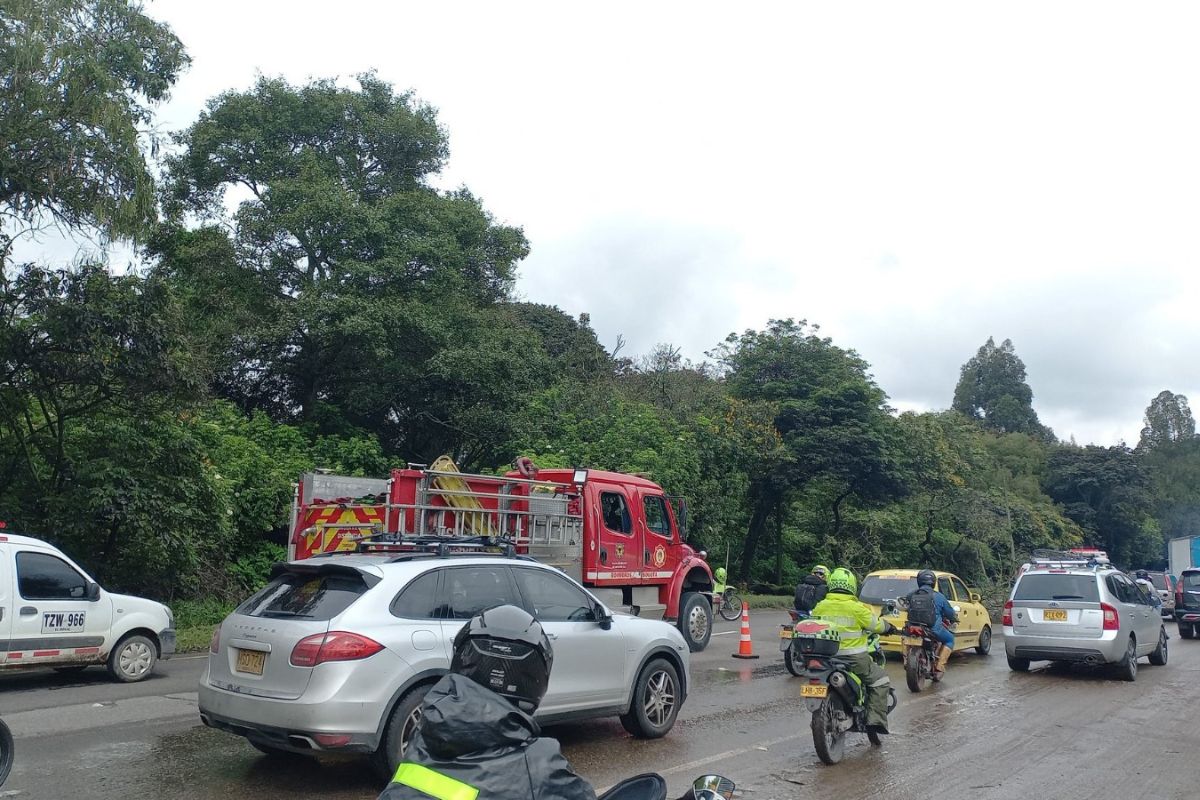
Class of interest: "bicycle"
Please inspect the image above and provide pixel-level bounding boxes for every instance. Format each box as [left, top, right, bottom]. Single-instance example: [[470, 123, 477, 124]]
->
[[716, 587, 744, 621]]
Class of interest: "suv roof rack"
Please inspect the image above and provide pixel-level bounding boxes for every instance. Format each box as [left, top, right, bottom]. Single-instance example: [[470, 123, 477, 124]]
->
[[353, 534, 534, 561]]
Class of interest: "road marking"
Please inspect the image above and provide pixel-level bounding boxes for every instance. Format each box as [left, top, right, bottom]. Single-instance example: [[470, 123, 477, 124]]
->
[[711, 631, 738, 636]]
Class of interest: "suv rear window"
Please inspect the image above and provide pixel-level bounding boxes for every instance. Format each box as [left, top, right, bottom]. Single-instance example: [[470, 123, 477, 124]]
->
[[1013, 573, 1100, 602], [237, 570, 369, 620], [1183, 572, 1200, 589], [860, 576, 918, 603]]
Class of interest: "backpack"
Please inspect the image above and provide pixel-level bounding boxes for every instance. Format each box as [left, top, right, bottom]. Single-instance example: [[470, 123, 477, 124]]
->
[[906, 589, 937, 626], [794, 580, 827, 613]]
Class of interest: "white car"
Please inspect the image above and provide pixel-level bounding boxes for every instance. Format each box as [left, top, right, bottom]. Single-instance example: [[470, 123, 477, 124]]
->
[[198, 553, 691, 778], [0, 532, 175, 681]]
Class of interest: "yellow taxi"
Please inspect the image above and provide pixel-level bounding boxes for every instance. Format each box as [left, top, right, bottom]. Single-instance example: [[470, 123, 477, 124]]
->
[[858, 569, 993, 655]]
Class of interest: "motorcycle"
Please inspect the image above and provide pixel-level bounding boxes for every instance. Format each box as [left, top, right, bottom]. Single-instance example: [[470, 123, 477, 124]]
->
[[790, 620, 897, 765], [781, 610, 888, 677], [883, 598, 944, 693], [598, 773, 736, 800]]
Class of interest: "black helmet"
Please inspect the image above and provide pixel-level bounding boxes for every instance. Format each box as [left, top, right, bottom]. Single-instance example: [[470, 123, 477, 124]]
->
[[916, 570, 936, 588], [451, 605, 553, 712], [1135, 569, 1150, 581]]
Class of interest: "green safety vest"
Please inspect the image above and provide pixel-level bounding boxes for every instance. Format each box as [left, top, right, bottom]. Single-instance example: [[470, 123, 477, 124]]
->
[[392, 762, 480, 800]]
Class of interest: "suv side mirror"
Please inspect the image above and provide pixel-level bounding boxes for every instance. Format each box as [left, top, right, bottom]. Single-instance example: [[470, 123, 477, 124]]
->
[[596, 604, 613, 630], [86, 581, 101, 602]]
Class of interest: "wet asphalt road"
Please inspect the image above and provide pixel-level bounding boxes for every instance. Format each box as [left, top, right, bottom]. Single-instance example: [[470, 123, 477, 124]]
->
[[1, 617, 1197, 799]]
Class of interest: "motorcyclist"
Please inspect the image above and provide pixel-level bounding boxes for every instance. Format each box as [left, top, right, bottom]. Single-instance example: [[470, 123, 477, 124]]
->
[[379, 604, 596, 800], [904, 569, 958, 677], [1135, 570, 1164, 612], [793, 564, 830, 616], [811, 568, 897, 735]]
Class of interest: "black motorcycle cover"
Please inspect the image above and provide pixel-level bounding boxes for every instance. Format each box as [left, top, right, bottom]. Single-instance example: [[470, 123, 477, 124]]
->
[[378, 674, 597, 800], [905, 589, 936, 626]]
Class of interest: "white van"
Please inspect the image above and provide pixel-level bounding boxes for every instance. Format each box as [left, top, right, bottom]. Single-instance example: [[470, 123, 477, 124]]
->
[[0, 532, 175, 682]]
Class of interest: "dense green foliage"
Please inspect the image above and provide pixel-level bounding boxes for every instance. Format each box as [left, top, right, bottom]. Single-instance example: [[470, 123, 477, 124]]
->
[[2, 5, 1195, 603]]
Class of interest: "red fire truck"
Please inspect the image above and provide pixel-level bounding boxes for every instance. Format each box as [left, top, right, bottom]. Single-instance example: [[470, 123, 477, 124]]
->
[[288, 458, 717, 651]]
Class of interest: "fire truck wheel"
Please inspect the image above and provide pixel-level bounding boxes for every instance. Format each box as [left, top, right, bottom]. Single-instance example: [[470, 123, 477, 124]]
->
[[373, 682, 431, 781], [106, 634, 157, 683], [677, 592, 712, 652], [620, 657, 681, 738]]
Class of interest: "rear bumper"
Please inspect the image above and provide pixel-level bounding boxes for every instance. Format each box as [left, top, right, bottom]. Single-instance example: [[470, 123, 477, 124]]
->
[[1003, 628, 1124, 664], [199, 707, 379, 754], [1175, 610, 1200, 623]]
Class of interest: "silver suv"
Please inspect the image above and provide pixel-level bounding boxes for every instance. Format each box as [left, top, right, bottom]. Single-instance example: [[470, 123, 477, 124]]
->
[[1004, 561, 1168, 680], [198, 553, 690, 778]]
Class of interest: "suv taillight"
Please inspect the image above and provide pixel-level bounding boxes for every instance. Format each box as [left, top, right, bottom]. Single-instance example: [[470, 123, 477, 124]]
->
[[1101, 602, 1119, 631], [1002, 600, 1013, 627], [290, 632, 384, 667], [209, 627, 220, 654], [1177, 579, 1185, 607]]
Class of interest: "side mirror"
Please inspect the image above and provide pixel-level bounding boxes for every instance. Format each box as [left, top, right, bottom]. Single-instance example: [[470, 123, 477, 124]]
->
[[86, 581, 101, 602], [969, 591, 982, 603], [693, 775, 736, 799], [628, 604, 641, 618], [596, 605, 614, 629]]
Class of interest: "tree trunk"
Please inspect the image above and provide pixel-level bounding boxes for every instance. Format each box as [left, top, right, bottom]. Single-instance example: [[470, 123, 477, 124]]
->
[[738, 498, 774, 581]]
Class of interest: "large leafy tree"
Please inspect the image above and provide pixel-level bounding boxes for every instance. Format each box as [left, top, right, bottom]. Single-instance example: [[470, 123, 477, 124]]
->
[[1043, 444, 1159, 567], [158, 75, 542, 464], [0, 0, 188, 245], [716, 319, 902, 579], [1138, 390, 1195, 451], [952, 337, 1052, 440]]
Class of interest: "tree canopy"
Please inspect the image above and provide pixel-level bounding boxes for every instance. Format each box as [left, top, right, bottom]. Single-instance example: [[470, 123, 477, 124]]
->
[[952, 337, 1052, 440]]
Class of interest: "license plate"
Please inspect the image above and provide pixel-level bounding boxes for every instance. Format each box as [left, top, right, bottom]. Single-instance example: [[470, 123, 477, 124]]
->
[[779, 627, 794, 638], [41, 611, 85, 633], [1043, 609, 1068, 622], [801, 684, 828, 698], [235, 649, 267, 675], [901, 636, 924, 646]]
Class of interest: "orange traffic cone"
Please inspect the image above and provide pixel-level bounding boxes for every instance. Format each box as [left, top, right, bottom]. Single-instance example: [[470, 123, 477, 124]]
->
[[732, 601, 759, 659]]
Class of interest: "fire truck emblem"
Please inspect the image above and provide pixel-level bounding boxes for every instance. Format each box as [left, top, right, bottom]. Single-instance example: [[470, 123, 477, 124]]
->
[[615, 543, 625, 558], [653, 545, 666, 567]]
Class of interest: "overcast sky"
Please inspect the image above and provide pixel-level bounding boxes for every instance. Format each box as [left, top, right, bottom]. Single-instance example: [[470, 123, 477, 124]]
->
[[41, 1, 1200, 445]]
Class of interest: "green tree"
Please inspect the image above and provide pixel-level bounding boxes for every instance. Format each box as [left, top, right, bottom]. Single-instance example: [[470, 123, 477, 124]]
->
[[952, 337, 1052, 439], [1043, 444, 1159, 567], [0, 0, 188, 245], [1138, 390, 1195, 451], [157, 75, 541, 463], [715, 319, 901, 579]]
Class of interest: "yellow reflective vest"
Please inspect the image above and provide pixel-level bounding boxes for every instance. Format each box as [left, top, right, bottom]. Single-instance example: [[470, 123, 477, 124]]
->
[[812, 591, 886, 655]]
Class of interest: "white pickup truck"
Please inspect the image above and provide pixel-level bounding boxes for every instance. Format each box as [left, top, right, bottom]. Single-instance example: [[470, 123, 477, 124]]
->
[[0, 531, 175, 681]]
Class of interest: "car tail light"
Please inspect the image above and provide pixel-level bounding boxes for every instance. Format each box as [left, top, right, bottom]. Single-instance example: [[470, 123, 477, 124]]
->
[[1002, 600, 1013, 627], [209, 627, 220, 654], [290, 632, 384, 667], [1177, 581, 1185, 607], [1101, 602, 1119, 631]]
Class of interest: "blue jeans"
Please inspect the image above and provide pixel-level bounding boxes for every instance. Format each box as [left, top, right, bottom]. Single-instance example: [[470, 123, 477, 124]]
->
[[931, 623, 954, 648]]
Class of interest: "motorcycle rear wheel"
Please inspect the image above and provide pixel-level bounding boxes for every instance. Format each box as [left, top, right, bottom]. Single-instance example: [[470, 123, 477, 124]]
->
[[811, 696, 846, 765], [905, 647, 928, 693]]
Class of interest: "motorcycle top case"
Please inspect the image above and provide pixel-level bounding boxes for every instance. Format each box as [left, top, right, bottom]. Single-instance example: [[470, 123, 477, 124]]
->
[[790, 619, 840, 656]]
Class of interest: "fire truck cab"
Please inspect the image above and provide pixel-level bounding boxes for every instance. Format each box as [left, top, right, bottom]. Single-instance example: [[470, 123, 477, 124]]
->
[[289, 461, 716, 651]]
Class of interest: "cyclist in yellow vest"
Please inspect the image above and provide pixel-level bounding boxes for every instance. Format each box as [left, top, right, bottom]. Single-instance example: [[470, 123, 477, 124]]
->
[[379, 605, 596, 800], [811, 568, 897, 735]]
